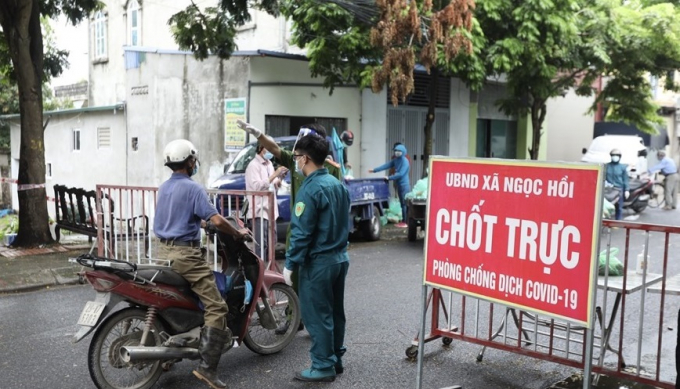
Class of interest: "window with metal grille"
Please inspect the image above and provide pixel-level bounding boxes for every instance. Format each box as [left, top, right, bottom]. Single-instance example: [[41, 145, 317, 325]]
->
[[264, 115, 347, 137], [97, 127, 111, 149], [72, 129, 81, 152], [387, 72, 451, 108]]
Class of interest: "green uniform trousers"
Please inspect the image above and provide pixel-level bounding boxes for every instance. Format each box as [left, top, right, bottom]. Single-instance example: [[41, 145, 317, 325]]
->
[[298, 261, 349, 370], [157, 244, 228, 330]]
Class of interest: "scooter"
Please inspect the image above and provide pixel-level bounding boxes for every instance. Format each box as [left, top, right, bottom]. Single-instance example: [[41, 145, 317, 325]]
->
[[72, 217, 300, 389], [604, 176, 653, 215]]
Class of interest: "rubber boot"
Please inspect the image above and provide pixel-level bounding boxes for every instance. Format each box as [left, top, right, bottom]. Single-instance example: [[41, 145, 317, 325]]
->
[[193, 326, 232, 389]]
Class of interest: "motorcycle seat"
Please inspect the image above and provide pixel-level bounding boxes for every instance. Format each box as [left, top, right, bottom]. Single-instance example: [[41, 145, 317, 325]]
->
[[136, 268, 190, 287], [628, 179, 647, 191]]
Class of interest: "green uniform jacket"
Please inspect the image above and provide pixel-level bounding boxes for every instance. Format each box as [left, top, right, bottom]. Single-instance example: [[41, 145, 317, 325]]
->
[[285, 168, 351, 270], [277, 149, 344, 249]]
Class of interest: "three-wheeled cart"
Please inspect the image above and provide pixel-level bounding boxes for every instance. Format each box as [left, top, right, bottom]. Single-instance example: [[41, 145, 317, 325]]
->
[[407, 198, 427, 241]]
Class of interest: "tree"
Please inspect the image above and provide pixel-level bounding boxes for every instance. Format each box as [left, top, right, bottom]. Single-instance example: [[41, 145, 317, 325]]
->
[[0, 1, 98, 246], [367, 0, 482, 176], [474, 0, 680, 159]]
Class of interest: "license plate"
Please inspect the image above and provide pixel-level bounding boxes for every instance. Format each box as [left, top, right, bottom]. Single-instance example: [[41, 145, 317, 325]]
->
[[77, 301, 106, 326]]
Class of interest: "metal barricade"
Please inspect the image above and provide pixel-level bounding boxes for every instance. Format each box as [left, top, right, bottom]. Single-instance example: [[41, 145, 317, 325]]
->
[[94, 185, 278, 273], [414, 219, 679, 389]]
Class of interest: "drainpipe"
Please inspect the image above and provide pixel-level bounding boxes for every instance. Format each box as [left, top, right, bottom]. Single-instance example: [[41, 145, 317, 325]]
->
[[122, 100, 128, 186]]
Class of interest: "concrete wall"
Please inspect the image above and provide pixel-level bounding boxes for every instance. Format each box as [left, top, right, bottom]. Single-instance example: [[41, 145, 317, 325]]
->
[[546, 89, 595, 162], [248, 57, 363, 175], [9, 110, 127, 215], [125, 52, 251, 188]]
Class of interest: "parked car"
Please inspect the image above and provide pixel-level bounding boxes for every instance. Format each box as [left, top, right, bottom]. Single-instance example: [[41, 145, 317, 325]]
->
[[581, 135, 648, 176], [210, 136, 390, 242]]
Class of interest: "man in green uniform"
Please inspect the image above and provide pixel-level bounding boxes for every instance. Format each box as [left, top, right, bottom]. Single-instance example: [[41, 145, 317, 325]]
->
[[287, 132, 350, 381], [236, 120, 343, 331]]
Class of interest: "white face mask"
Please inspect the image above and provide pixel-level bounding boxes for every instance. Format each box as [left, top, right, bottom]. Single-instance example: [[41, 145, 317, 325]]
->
[[295, 155, 306, 176], [611, 155, 621, 163], [394, 151, 403, 158]]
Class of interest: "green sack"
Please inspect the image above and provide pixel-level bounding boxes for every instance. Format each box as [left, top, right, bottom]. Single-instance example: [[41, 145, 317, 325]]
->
[[406, 177, 429, 200], [386, 197, 402, 223], [598, 248, 624, 276]]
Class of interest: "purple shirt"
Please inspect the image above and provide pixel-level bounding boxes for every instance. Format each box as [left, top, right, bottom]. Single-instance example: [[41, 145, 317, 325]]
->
[[154, 173, 218, 241], [245, 154, 279, 221]]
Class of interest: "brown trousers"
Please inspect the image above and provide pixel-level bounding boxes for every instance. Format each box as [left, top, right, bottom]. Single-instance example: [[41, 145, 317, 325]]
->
[[157, 244, 228, 330]]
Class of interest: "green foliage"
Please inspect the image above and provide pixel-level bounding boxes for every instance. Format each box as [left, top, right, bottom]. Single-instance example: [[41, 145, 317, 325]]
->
[[471, 0, 680, 157], [0, 215, 19, 240], [281, 0, 382, 91], [169, 5, 238, 60]]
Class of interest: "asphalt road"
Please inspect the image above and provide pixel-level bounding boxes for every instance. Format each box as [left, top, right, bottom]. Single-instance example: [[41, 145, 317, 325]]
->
[[0, 206, 677, 389]]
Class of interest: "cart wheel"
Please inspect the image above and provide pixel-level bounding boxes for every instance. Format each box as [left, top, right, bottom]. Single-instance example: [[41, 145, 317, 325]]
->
[[405, 345, 418, 359], [78, 274, 86, 285], [442, 337, 453, 346], [407, 218, 417, 242]]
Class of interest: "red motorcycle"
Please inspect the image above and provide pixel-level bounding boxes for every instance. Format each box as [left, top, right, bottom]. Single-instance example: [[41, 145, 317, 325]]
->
[[72, 217, 300, 389]]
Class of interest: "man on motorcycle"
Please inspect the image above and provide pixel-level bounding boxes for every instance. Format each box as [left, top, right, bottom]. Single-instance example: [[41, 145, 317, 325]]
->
[[605, 148, 629, 220], [154, 139, 250, 389]]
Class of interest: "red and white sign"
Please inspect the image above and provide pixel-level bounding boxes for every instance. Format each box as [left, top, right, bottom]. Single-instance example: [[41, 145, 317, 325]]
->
[[424, 158, 603, 327]]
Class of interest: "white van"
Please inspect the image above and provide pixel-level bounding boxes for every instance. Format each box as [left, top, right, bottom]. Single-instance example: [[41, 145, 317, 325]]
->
[[581, 135, 648, 175]]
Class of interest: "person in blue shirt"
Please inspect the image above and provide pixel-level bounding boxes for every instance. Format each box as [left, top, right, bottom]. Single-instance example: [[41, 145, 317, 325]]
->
[[648, 150, 678, 210], [369, 143, 411, 228], [283, 133, 351, 382], [605, 148, 629, 220], [154, 139, 250, 389]]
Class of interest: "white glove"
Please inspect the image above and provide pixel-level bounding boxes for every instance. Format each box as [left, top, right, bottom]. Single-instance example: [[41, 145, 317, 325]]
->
[[625, 190, 630, 199], [283, 268, 293, 286], [236, 119, 263, 138]]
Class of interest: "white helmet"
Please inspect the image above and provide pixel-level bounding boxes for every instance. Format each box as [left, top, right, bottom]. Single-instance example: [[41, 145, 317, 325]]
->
[[164, 139, 198, 166]]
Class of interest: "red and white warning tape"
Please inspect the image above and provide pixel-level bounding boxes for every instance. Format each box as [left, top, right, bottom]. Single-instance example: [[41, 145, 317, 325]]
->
[[0, 177, 18, 184]]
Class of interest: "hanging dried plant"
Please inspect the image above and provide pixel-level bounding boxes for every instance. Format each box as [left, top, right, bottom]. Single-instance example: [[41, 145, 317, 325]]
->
[[370, 0, 476, 106]]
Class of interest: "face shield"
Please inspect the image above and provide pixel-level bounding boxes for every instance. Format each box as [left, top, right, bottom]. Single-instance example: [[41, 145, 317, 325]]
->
[[291, 127, 320, 154]]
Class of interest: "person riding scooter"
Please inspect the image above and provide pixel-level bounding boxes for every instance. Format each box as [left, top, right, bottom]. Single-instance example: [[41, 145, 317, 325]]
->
[[154, 139, 250, 389]]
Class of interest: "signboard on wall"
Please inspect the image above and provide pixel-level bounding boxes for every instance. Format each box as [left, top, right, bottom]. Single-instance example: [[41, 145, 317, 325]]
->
[[423, 158, 603, 327], [224, 98, 247, 152]]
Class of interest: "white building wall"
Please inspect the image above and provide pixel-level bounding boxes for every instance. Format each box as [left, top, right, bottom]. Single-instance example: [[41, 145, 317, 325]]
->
[[546, 89, 595, 162], [248, 57, 363, 174], [9, 110, 127, 215], [125, 51, 251, 188], [361, 89, 388, 177], [449, 79, 471, 157], [89, 1, 300, 107]]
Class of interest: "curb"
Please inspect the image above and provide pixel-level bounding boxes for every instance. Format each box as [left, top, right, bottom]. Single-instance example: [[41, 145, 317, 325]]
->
[[0, 266, 81, 294]]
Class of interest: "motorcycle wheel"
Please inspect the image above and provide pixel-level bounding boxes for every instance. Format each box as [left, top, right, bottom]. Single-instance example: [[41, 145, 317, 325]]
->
[[243, 283, 301, 355], [88, 307, 166, 389]]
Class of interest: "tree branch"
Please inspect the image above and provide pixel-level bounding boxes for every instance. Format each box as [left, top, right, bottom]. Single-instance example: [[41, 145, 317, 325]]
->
[[549, 67, 590, 96]]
